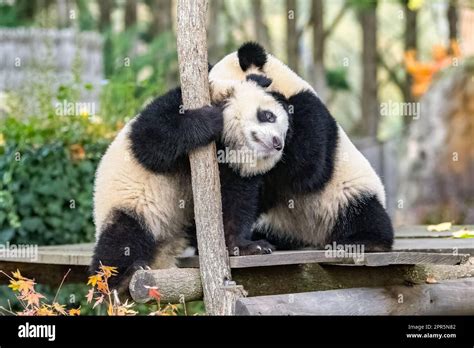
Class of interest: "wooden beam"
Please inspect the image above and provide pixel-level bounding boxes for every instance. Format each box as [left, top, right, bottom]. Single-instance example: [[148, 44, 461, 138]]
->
[[129, 258, 474, 304], [177, 251, 469, 268], [235, 278, 474, 315], [176, 0, 241, 315], [0, 244, 470, 266], [394, 238, 474, 255], [395, 225, 474, 238]]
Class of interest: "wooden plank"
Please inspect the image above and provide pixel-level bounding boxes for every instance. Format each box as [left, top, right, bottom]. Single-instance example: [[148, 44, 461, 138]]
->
[[177, 250, 469, 269], [395, 225, 474, 238], [394, 238, 474, 255], [235, 278, 474, 315], [0, 243, 470, 267]]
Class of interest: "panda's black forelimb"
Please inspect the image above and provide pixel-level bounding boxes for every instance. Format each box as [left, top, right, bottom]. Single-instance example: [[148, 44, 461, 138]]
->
[[218, 164, 274, 255], [130, 87, 223, 173]]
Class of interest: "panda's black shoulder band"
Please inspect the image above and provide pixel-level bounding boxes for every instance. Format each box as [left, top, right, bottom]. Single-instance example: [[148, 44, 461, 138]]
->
[[246, 74, 272, 88], [238, 42, 267, 71]]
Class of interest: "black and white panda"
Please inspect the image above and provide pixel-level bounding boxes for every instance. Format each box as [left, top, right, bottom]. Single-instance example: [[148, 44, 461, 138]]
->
[[209, 42, 394, 252], [91, 76, 290, 288]]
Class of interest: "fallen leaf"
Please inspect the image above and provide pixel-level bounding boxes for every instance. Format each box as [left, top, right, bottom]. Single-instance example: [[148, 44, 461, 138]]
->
[[427, 222, 452, 232], [452, 228, 474, 239]]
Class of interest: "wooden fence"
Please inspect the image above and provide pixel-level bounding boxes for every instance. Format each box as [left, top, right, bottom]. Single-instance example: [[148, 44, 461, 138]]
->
[[0, 28, 103, 105]]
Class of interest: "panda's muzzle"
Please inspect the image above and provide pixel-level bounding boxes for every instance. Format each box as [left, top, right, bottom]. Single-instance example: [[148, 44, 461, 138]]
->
[[272, 136, 283, 151]]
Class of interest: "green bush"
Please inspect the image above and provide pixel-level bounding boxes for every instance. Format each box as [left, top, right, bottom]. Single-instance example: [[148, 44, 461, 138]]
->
[[0, 112, 113, 245]]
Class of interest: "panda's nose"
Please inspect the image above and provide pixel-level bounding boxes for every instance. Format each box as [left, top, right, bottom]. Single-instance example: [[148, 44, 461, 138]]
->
[[272, 136, 283, 151]]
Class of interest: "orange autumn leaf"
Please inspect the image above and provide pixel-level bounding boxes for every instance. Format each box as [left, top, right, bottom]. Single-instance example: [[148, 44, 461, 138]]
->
[[52, 302, 67, 315], [100, 265, 118, 278], [69, 144, 86, 161], [148, 287, 161, 302], [87, 274, 102, 287], [9, 279, 35, 294], [68, 307, 81, 316], [12, 269, 27, 280], [21, 292, 45, 307], [36, 305, 55, 316], [96, 279, 108, 293]]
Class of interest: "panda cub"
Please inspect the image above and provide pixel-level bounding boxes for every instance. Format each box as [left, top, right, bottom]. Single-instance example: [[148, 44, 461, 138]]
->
[[210, 42, 394, 252], [91, 75, 289, 288]]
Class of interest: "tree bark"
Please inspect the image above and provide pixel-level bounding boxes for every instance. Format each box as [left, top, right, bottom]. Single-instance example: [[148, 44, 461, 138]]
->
[[148, 0, 173, 36], [447, 0, 458, 42], [286, 0, 298, 73], [124, 0, 137, 29], [402, 0, 418, 131], [252, 0, 272, 52], [176, 0, 242, 315], [311, 0, 327, 100], [355, 2, 379, 139]]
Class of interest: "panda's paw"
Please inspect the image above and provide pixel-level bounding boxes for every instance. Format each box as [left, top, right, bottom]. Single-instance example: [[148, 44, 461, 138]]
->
[[230, 239, 275, 256]]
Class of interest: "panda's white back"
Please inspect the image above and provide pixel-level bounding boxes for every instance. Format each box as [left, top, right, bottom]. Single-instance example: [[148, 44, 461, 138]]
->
[[93, 119, 194, 241]]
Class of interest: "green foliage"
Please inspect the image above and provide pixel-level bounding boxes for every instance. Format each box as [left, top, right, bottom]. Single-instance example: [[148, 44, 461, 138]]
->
[[0, 113, 111, 245], [76, 0, 96, 31], [0, 0, 36, 27], [326, 67, 350, 91], [0, 73, 116, 245], [100, 30, 177, 123]]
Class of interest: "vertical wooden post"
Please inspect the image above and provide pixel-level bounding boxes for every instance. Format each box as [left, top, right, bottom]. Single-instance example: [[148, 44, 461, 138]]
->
[[176, 0, 239, 315]]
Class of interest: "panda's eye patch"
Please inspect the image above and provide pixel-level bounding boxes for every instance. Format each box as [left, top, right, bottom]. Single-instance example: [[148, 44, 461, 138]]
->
[[257, 109, 276, 123]]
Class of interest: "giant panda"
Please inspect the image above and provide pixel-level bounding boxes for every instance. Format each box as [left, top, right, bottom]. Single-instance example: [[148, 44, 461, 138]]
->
[[209, 42, 394, 252], [91, 76, 290, 288]]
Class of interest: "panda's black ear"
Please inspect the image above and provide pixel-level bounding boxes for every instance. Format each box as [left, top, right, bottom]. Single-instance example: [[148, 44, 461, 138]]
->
[[238, 42, 267, 71], [246, 74, 272, 88]]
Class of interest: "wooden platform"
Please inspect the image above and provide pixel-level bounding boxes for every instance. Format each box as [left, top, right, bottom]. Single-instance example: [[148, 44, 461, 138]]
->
[[0, 225, 472, 267], [1, 225, 472, 305]]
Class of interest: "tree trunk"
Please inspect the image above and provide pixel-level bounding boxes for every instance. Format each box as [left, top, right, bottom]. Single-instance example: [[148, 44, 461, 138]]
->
[[397, 60, 474, 225], [124, 0, 137, 29], [311, 0, 327, 100], [286, 0, 298, 73], [98, 0, 113, 31], [402, 0, 418, 131], [252, 0, 272, 52], [148, 0, 173, 36], [176, 0, 242, 315], [447, 0, 458, 43], [355, 2, 379, 139]]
